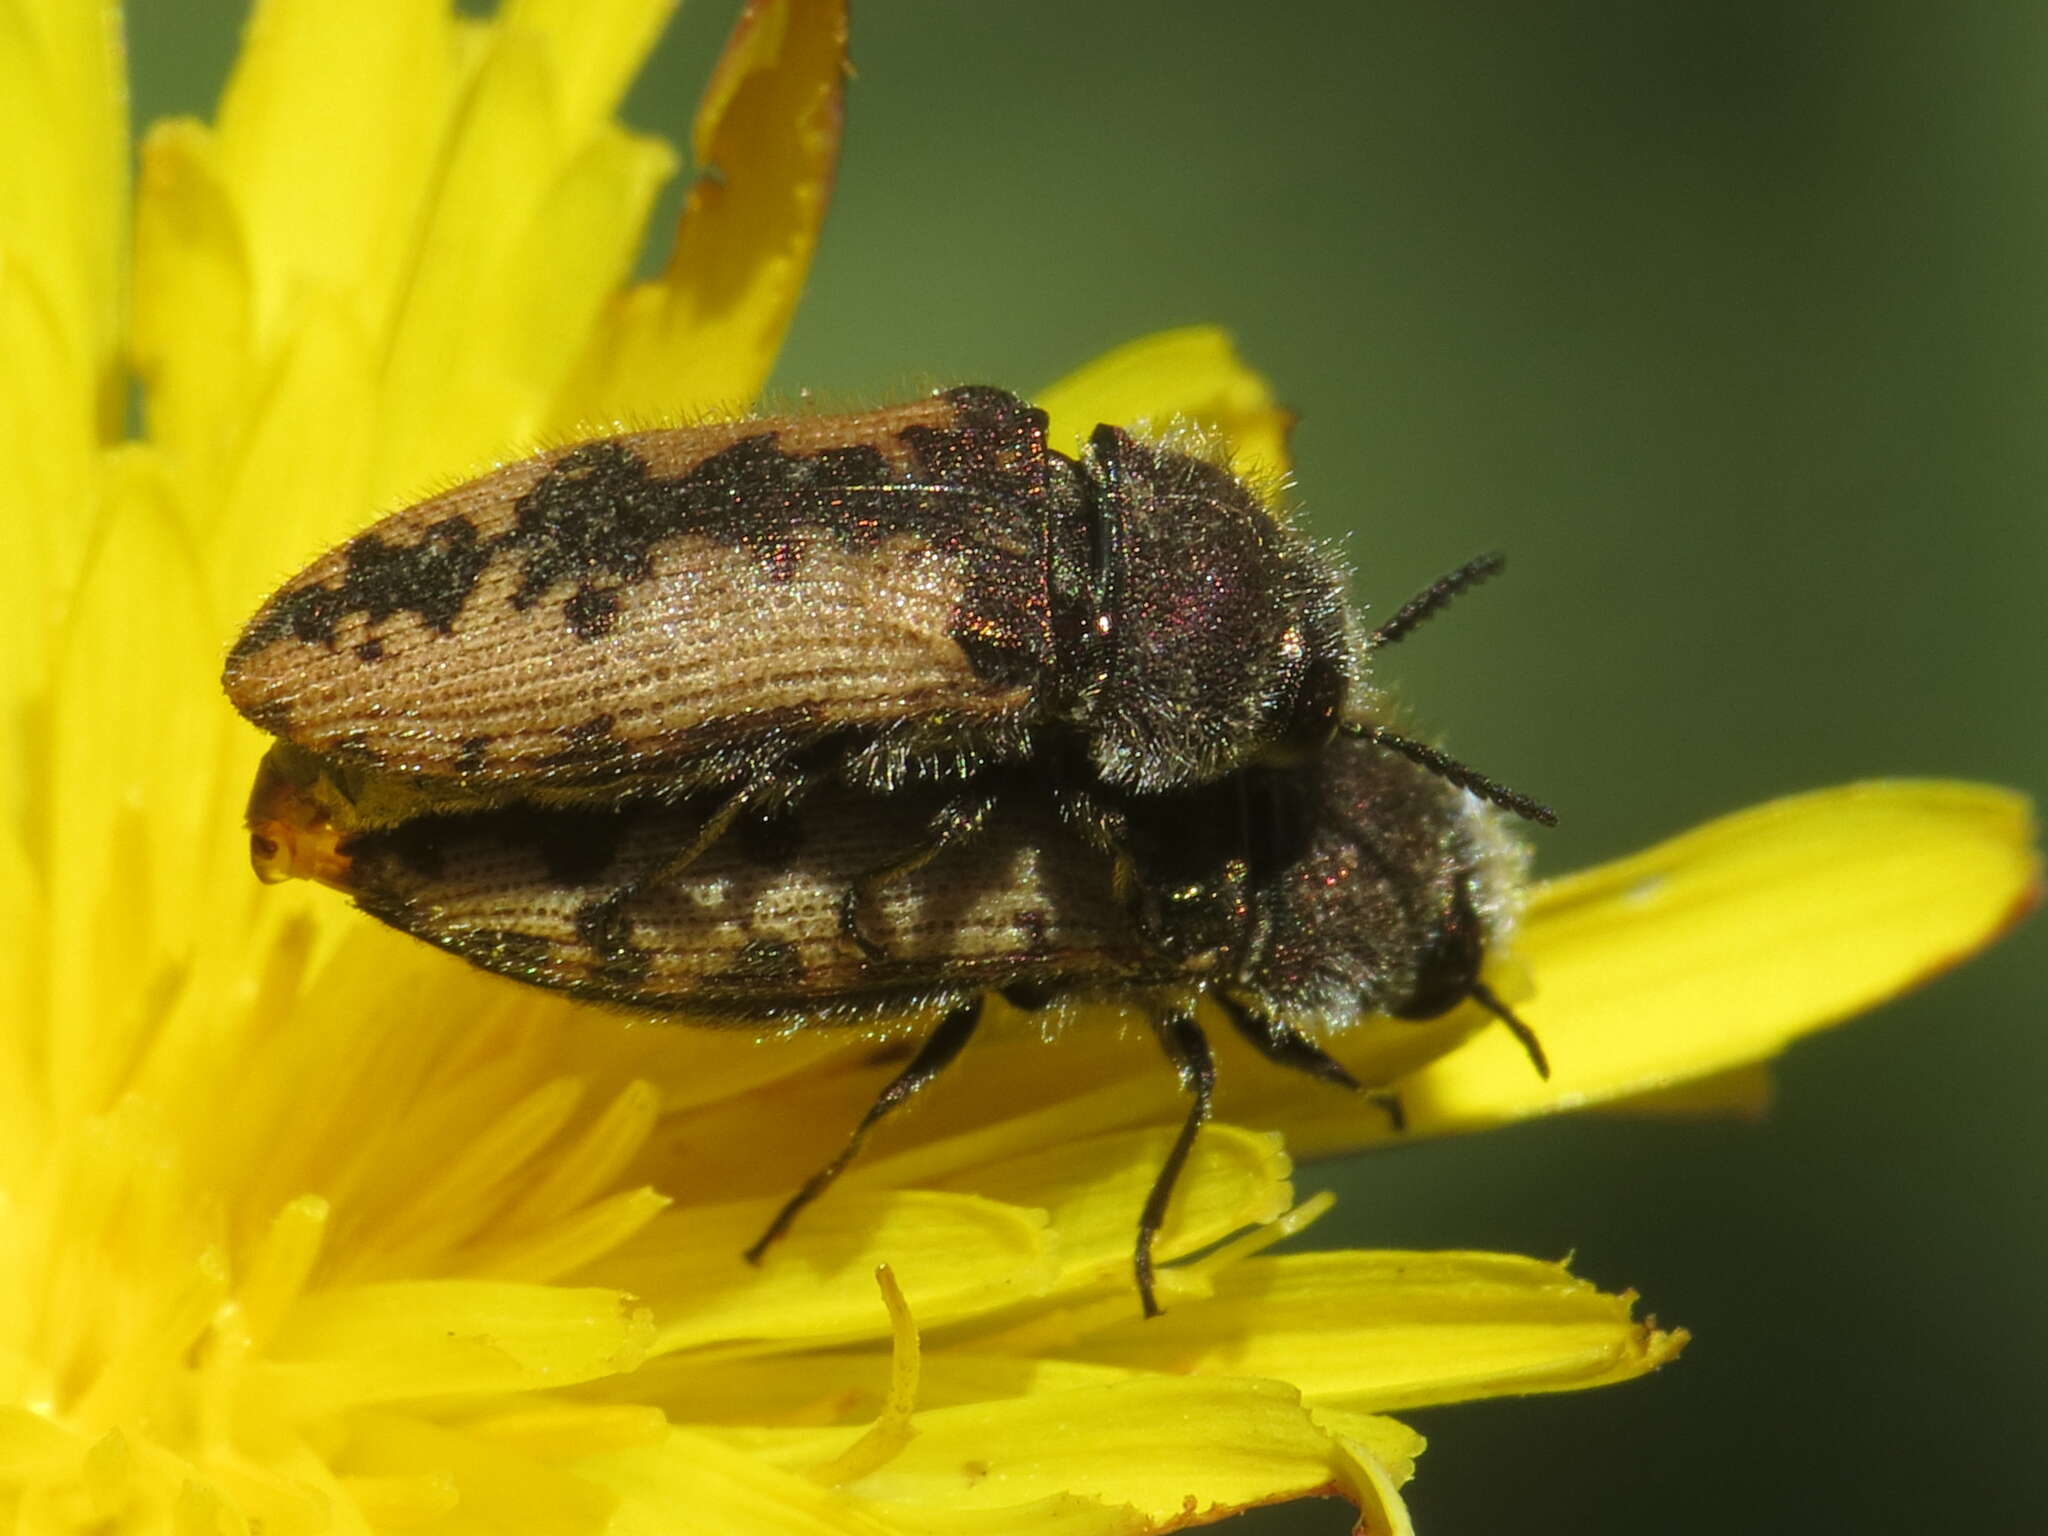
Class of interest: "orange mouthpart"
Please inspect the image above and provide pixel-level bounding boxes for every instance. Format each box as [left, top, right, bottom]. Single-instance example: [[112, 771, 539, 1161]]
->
[[245, 750, 356, 890]]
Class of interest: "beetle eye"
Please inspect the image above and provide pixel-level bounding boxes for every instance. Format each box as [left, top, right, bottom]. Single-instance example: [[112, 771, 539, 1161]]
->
[[1262, 647, 1346, 766], [248, 825, 291, 884]]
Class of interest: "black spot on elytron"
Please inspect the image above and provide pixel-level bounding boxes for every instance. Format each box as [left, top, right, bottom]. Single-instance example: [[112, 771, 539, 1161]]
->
[[454, 735, 493, 773], [728, 937, 803, 982], [234, 391, 1077, 705], [490, 404, 1057, 676], [563, 584, 620, 640], [462, 803, 638, 886], [342, 818, 450, 882], [354, 638, 385, 663], [575, 890, 650, 984], [738, 808, 804, 865], [523, 806, 634, 885], [231, 515, 491, 658], [1015, 908, 1052, 957]]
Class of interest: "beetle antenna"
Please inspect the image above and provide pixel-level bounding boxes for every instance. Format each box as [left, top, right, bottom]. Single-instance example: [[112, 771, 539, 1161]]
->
[[1367, 552, 1505, 650], [1350, 723, 1558, 826]]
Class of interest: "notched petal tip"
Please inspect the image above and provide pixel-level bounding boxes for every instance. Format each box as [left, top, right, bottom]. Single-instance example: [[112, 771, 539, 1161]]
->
[[1360, 781, 2039, 1141], [568, 0, 850, 422]]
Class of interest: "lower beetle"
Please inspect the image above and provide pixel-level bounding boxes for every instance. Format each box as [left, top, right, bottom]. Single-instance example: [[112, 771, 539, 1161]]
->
[[248, 619, 1549, 1315]]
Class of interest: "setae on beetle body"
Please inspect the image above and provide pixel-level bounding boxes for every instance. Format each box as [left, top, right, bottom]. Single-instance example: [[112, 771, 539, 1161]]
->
[[225, 387, 1356, 829]]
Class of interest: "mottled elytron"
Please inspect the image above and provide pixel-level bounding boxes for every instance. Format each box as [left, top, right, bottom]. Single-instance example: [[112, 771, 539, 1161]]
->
[[248, 721, 1545, 1315], [225, 387, 1538, 850]]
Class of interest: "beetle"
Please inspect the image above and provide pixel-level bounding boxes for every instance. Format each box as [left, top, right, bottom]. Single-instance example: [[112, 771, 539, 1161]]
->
[[247, 712, 1547, 1316], [224, 387, 1489, 856], [229, 386, 1559, 1311]]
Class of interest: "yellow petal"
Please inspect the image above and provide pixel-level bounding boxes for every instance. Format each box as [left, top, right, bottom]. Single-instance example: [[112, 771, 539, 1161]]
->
[[259, 1280, 652, 1416], [373, 30, 678, 493], [597, 1192, 1058, 1352], [912, 1121, 1294, 1290], [562, 0, 848, 425], [1036, 327, 1293, 484], [212, 0, 464, 345], [1593, 1063, 1774, 1120], [583, 1347, 1141, 1431], [1319, 1416, 1421, 1536], [46, 450, 216, 1111], [0, 0, 124, 431], [132, 119, 253, 493], [1059, 1250, 1685, 1414], [1411, 780, 2038, 1131], [207, 286, 377, 619], [829, 1374, 1368, 1527], [339, 1410, 618, 1536], [1266, 781, 2039, 1154], [0, 250, 95, 762], [500, 0, 678, 129], [0, 830, 42, 1172], [584, 1426, 903, 1536], [0, 0, 124, 721]]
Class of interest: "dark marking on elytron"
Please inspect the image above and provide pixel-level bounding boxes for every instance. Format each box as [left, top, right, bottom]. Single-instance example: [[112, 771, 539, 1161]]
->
[[454, 736, 493, 774], [353, 638, 384, 664], [236, 390, 1068, 686], [562, 585, 621, 640], [573, 890, 651, 985], [344, 818, 450, 883], [738, 809, 805, 866], [345, 802, 641, 895], [1015, 907, 1052, 957], [527, 806, 637, 886], [231, 516, 490, 660]]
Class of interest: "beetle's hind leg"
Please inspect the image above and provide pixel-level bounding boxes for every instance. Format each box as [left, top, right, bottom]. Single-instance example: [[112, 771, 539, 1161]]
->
[[1135, 1009, 1217, 1319], [571, 766, 814, 978], [837, 791, 997, 960], [1213, 992, 1406, 1131], [744, 996, 986, 1265]]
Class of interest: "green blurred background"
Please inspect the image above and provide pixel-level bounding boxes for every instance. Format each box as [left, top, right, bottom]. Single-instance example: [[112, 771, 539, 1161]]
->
[[132, 3, 2046, 1530]]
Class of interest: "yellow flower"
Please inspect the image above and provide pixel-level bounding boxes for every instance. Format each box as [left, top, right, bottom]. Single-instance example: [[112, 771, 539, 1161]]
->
[[1, 4, 2036, 1535]]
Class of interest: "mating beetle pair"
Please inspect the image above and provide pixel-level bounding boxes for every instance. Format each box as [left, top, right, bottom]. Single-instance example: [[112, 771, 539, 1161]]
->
[[227, 386, 1552, 1315]]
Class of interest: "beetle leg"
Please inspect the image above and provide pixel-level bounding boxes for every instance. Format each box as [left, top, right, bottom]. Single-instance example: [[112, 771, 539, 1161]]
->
[[837, 791, 997, 960], [1468, 978, 1551, 1079], [614, 763, 806, 907], [743, 996, 984, 1264], [1135, 1008, 1215, 1318], [1212, 991, 1405, 1131]]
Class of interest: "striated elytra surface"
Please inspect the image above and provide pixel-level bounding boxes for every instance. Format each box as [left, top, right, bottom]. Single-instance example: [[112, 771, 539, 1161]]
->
[[224, 387, 1353, 807]]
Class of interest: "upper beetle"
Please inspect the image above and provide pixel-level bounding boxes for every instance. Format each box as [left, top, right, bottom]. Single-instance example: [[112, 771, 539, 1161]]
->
[[224, 387, 1357, 825]]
